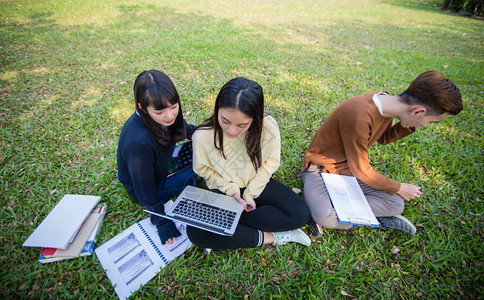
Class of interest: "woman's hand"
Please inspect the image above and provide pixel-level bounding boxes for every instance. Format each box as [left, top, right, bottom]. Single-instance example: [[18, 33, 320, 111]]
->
[[246, 202, 256, 212], [165, 237, 177, 245], [232, 193, 248, 211], [232, 193, 256, 212]]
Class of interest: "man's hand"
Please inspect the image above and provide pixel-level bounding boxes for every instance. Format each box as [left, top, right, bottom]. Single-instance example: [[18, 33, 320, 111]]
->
[[398, 183, 422, 201]]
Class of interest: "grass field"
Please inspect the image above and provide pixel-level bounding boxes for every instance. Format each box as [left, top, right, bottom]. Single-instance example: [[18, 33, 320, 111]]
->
[[1, 0, 483, 298]]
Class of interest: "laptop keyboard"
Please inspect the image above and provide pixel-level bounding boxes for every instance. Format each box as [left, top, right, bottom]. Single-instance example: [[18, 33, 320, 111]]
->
[[173, 198, 237, 230]]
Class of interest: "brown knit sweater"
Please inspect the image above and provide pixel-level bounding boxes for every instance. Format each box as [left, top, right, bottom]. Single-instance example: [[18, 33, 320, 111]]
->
[[303, 92, 415, 195]]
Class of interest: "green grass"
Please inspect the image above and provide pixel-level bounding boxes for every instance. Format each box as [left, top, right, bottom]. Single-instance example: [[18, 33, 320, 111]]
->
[[1, 0, 483, 298]]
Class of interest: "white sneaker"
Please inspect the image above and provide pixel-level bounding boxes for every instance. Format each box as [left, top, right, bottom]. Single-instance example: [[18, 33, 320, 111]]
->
[[273, 229, 312, 246]]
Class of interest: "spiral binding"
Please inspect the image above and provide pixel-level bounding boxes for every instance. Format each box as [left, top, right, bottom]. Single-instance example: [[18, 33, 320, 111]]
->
[[136, 222, 169, 265]]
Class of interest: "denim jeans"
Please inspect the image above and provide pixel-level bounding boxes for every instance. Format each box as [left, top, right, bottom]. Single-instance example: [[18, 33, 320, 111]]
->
[[149, 167, 198, 226], [157, 167, 198, 202]]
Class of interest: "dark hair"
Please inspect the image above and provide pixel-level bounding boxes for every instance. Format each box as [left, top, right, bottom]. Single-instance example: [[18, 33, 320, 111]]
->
[[197, 77, 264, 170], [133, 70, 186, 144], [400, 70, 463, 115]]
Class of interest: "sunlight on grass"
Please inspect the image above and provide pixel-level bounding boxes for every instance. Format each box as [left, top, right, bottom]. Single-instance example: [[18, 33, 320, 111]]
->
[[0, 70, 18, 81], [109, 104, 132, 123]]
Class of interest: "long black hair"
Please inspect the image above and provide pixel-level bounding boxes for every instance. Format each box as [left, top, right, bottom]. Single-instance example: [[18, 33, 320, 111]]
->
[[133, 70, 186, 145], [197, 77, 264, 170]]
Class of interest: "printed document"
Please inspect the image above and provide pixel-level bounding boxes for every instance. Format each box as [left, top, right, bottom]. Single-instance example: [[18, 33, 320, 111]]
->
[[321, 173, 379, 227], [95, 201, 191, 300]]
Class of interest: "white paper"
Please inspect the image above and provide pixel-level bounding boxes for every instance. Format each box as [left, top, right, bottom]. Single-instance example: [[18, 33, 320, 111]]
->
[[23, 194, 101, 249], [321, 173, 379, 227], [95, 203, 192, 300]]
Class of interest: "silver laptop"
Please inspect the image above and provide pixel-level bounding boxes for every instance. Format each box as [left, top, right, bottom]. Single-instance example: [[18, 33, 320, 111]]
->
[[146, 185, 244, 236]]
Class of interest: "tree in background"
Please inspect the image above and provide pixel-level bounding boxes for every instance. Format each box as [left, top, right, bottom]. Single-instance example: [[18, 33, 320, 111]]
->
[[443, 0, 483, 16]]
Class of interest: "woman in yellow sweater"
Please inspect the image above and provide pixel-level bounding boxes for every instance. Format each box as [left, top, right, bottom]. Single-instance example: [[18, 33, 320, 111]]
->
[[187, 77, 311, 251]]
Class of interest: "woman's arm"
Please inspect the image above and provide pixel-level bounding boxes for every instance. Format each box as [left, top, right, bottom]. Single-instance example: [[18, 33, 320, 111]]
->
[[242, 116, 281, 204], [124, 142, 181, 243], [192, 130, 240, 198]]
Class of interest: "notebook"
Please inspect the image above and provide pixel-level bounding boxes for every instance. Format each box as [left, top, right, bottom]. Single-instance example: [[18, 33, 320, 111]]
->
[[95, 214, 191, 300], [23, 194, 101, 249], [145, 185, 245, 236]]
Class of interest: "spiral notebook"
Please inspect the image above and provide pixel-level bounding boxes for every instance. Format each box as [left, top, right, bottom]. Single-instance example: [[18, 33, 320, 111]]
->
[[95, 202, 192, 300]]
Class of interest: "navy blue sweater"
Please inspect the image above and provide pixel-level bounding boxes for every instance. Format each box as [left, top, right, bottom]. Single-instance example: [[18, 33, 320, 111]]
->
[[117, 112, 195, 241]]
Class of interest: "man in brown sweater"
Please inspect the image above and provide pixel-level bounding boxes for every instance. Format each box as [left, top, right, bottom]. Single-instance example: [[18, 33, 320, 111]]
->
[[300, 70, 463, 236]]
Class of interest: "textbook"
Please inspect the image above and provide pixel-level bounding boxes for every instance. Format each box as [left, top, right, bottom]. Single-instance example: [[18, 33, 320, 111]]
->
[[38, 203, 107, 264], [321, 173, 380, 227], [95, 201, 192, 300]]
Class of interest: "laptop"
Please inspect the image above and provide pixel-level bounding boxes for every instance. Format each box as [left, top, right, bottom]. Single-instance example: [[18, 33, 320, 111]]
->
[[145, 185, 245, 236]]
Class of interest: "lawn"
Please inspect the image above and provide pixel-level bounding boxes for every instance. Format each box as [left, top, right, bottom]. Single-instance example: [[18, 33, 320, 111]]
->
[[1, 0, 483, 298]]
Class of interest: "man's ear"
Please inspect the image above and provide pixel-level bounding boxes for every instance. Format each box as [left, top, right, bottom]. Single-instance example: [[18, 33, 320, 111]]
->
[[410, 105, 427, 116]]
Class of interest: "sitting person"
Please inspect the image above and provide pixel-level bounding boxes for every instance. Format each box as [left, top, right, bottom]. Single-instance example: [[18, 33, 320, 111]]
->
[[117, 70, 198, 245], [187, 77, 311, 252], [301, 70, 463, 236]]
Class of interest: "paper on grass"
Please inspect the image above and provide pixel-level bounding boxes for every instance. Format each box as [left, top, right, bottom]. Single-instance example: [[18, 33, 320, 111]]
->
[[95, 201, 192, 300], [321, 173, 379, 227], [23, 194, 101, 249]]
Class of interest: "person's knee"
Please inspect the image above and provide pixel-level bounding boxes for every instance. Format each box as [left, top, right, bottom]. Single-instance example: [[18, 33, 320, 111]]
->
[[394, 198, 405, 215], [186, 226, 210, 248], [312, 210, 339, 229], [293, 201, 311, 227]]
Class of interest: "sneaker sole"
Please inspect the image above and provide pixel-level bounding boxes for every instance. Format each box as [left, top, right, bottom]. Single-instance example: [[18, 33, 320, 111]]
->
[[394, 215, 417, 236], [378, 215, 417, 236]]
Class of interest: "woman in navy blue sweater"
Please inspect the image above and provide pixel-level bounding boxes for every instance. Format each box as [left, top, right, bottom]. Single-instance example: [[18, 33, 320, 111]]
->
[[117, 70, 197, 245]]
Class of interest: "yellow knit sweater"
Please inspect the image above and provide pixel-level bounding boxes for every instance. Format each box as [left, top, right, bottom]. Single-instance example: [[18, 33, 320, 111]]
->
[[192, 115, 281, 205]]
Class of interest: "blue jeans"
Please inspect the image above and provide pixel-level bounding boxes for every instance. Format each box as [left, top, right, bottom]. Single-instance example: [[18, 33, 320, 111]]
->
[[148, 167, 198, 226], [157, 167, 198, 202]]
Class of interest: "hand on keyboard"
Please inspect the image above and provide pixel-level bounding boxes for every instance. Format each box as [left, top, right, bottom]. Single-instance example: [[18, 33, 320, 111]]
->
[[232, 193, 256, 212], [232, 193, 248, 211]]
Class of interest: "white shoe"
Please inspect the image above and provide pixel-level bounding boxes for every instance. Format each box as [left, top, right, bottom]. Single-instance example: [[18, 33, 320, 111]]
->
[[273, 228, 312, 246]]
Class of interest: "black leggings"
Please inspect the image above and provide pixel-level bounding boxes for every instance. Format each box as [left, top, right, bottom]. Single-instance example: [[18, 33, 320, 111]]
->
[[186, 178, 310, 249]]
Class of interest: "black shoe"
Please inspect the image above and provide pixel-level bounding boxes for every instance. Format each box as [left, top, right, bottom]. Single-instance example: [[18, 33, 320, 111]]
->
[[307, 218, 323, 238], [348, 225, 360, 231], [377, 215, 417, 236]]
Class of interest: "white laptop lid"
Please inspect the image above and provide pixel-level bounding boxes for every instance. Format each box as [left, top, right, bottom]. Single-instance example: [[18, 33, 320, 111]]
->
[[168, 185, 244, 213]]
